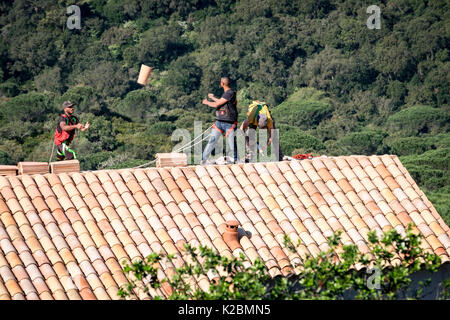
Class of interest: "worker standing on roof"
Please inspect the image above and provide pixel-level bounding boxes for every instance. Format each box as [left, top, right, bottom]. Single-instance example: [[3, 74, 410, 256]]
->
[[201, 76, 238, 164], [240, 100, 283, 162], [54, 101, 90, 161]]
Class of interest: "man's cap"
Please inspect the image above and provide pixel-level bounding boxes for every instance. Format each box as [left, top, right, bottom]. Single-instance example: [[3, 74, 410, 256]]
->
[[257, 114, 268, 128], [62, 101, 74, 109]]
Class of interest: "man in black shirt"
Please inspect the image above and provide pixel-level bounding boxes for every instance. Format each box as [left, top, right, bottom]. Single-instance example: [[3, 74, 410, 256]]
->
[[201, 77, 238, 164]]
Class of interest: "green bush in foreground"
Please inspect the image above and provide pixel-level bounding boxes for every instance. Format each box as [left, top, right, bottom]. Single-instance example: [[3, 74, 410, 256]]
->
[[118, 225, 446, 300]]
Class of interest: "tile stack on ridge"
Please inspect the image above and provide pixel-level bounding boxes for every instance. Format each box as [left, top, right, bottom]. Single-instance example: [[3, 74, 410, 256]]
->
[[155, 153, 187, 168], [0, 154, 449, 300], [0, 166, 17, 177], [49, 160, 80, 174], [17, 162, 49, 176]]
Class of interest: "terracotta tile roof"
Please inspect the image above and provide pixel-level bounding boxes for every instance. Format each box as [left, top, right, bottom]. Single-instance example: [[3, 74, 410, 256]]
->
[[0, 155, 449, 300]]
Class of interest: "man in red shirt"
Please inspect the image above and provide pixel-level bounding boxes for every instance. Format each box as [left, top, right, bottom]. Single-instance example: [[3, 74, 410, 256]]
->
[[54, 101, 90, 161]]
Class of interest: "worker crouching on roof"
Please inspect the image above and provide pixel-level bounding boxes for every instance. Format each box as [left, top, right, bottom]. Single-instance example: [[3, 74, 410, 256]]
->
[[201, 77, 238, 164], [240, 100, 283, 162], [54, 101, 90, 161]]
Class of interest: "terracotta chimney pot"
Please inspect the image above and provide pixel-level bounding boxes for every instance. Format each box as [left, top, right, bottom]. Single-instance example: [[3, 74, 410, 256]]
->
[[223, 220, 241, 251]]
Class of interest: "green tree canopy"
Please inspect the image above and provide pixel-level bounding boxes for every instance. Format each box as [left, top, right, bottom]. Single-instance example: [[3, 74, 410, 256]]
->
[[337, 128, 388, 155], [110, 89, 157, 122], [0, 92, 55, 123], [386, 105, 449, 137], [56, 86, 103, 115], [272, 88, 334, 130]]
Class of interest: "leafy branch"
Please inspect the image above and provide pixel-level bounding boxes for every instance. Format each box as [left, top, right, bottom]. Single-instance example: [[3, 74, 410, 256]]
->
[[119, 224, 446, 300]]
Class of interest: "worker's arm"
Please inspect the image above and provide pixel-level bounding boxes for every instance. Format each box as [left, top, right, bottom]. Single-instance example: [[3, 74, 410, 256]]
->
[[266, 122, 274, 147], [60, 121, 83, 132], [202, 97, 228, 108], [240, 119, 250, 132], [208, 93, 220, 102]]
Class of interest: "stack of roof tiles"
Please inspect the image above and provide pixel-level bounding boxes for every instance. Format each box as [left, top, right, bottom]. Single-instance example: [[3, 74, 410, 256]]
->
[[0, 166, 17, 177], [17, 162, 49, 176], [0, 155, 449, 300], [49, 160, 80, 174], [155, 153, 187, 168]]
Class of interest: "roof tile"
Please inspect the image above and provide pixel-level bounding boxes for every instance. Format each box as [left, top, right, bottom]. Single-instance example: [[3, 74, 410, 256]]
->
[[336, 179, 353, 194], [283, 170, 299, 186], [417, 223, 433, 238], [375, 164, 391, 180], [429, 221, 445, 236], [5, 224, 22, 242], [33, 277, 50, 295], [377, 201, 393, 215], [357, 157, 373, 169], [366, 155, 382, 167], [346, 157, 361, 169], [420, 210, 436, 225], [426, 234, 443, 251], [353, 166, 369, 180], [403, 187, 420, 202], [5, 198, 22, 215], [397, 211, 413, 227], [374, 214, 390, 230], [26, 184, 43, 203], [387, 164, 402, 179]]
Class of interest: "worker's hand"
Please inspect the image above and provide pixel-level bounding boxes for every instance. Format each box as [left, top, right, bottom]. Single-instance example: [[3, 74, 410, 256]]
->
[[208, 93, 215, 99], [76, 123, 83, 129], [259, 146, 266, 156], [202, 98, 209, 105], [81, 122, 90, 131]]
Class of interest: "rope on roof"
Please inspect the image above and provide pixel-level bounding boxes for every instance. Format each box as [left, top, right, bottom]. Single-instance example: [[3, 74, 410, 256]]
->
[[133, 124, 213, 169]]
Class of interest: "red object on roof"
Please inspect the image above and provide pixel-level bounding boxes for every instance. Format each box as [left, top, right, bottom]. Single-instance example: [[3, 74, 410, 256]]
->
[[292, 153, 313, 160]]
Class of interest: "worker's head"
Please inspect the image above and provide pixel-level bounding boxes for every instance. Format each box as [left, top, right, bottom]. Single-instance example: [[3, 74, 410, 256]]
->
[[220, 76, 230, 89], [257, 114, 268, 129], [62, 101, 75, 115]]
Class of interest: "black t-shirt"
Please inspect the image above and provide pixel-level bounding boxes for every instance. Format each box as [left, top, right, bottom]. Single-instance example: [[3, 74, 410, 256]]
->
[[215, 89, 238, 123]]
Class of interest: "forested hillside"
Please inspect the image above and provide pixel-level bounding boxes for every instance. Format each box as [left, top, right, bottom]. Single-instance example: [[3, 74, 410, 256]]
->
[[0, 0, 448, 223]]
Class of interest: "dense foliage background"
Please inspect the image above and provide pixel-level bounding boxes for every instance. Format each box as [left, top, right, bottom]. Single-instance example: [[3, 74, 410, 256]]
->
[[0, 0, 448, 223]]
